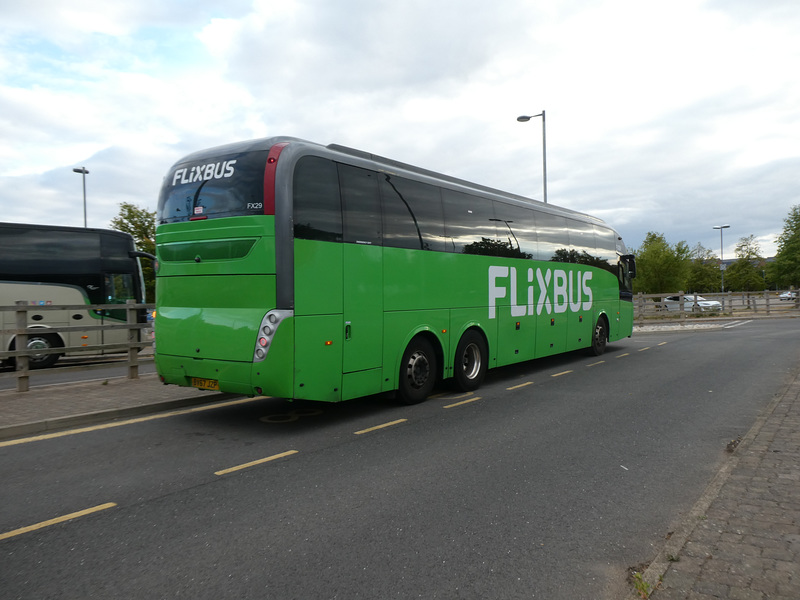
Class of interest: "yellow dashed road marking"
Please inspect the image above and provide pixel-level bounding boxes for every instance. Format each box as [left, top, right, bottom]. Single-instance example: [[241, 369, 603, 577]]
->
[[0, 503, 117, 541], [215, 450, 298, 476], [444, 397, 481, 409], [507, 382, 533, 390], [354, 419, 407, 435]]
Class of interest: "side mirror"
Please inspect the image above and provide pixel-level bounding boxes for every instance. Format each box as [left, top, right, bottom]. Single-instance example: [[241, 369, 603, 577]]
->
[[129, 250, 156, 261], [621, 254, 636, 278]]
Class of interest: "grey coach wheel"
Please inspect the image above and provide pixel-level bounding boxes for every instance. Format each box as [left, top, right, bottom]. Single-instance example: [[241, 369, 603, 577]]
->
[[590, 316, 608, 356], [453, 330, 487, 392], [398, 336, 437, 405]]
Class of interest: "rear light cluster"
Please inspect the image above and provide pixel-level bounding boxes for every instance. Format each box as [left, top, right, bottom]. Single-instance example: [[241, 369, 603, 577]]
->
[[253, 309, 293, 362]]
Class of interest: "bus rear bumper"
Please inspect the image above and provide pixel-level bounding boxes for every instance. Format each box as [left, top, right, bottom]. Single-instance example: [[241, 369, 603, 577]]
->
[[155, 354, 260, 396]]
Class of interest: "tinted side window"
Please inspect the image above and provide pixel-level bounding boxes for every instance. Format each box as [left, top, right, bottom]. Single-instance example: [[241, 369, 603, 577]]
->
[[381, 175, 446, 251], [0, 229, 102, 275], [106, 273, 136, 302], [593, 225, 619, 274], [293, 156, 343, 242], [442, 190, 498, 255], [339, 164, 382, 245], [100, 233, 138, 274], [565, 218, 599, 264], [103, 273, 137, 320], [534, 211, 569, 261], [492, 202, 537, 259]]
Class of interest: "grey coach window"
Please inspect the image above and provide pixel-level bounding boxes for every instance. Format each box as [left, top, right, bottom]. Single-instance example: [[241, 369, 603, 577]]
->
[[381, 175, 446, 251], [593, 225, 619, 273], [567, 219, 597, 260], [293, 156, 342, 242], [339, 164, 382, 246], [442, 189, 498, 254], [534, 211, 569, 261], [492, 202, 537, 259]]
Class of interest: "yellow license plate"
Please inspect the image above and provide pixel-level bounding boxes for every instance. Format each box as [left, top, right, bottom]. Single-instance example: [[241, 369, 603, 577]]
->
[[191, 377, 220, 391]]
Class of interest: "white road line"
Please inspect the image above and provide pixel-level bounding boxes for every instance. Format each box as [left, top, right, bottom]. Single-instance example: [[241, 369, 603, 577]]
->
[[724, 320, 753, 329]]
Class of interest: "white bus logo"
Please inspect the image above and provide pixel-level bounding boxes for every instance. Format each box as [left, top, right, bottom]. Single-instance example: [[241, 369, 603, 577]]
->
[[171, 160, 237, 186], [488, 266, 593, 319]]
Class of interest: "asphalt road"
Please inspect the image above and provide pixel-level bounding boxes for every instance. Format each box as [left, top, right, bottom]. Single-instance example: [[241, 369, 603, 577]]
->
[[2, 318, 799, 599]]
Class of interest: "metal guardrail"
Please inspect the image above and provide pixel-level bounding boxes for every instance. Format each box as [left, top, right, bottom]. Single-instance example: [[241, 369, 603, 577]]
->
[[0, 300, 154, 392], [634, 290, 800, 325]]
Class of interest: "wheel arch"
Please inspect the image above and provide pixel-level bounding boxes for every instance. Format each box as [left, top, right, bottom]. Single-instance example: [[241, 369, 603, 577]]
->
[[451, 321, 492, 355], [455, 324, 489, 358], [393, 327, 445, 387]]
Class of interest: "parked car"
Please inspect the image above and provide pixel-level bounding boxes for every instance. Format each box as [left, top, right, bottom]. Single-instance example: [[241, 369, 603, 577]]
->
[[779, 291, 798, 301], [660, 294, 722, 312]]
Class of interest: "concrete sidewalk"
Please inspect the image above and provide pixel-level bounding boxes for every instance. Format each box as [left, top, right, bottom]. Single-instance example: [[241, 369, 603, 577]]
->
[[0, 373, 237, 441], [634, 368, 800, 599]]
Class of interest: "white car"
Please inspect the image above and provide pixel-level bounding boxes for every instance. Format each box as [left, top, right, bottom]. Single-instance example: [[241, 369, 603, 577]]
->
[[660, 294, 722, 312], [779, 291, 797, 301]]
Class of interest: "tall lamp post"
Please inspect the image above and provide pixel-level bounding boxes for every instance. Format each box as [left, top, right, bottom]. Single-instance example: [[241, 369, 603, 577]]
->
[[713, 224, 730, 292], [72, 167, 90, 227], [516, 111, 547, 204]]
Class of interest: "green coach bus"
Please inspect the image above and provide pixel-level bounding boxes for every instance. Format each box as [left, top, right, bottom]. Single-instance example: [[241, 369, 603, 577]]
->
[[154, 136, 635, 404]]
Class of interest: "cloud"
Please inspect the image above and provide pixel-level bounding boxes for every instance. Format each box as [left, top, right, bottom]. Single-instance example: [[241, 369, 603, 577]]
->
[[200, 0, 530, 95], [0, 0, 798, 257]]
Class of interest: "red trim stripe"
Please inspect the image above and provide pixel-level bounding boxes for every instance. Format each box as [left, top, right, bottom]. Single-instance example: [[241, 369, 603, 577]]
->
[[263, 142, 289, 216]]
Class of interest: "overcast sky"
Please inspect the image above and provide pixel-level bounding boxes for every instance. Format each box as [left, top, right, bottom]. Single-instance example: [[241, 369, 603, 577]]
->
[[2, 0, 798, 257]]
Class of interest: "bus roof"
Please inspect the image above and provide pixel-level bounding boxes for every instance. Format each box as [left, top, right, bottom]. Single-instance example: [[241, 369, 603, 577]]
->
[[170, 136, 608, 228]]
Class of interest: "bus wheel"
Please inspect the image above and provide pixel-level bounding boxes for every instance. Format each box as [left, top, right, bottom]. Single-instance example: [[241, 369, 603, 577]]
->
[[590, 317, 608, 356], [454, 330, 487, 392], [398, 336, 437, 405], [12, 334, 62, 369]]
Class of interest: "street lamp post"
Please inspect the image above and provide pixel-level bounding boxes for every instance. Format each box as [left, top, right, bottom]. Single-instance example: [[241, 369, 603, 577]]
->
[[72, 167, 90, 227], [516, 111, 547, 204], [713, 224, 730, 292]]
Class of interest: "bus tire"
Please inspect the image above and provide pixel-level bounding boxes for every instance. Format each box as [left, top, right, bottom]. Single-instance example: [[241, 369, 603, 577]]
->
[[590, 316, 608, 356], [10, 333, 62, 369], [453, 330, 487, 392], [398, 336, 437, 405]]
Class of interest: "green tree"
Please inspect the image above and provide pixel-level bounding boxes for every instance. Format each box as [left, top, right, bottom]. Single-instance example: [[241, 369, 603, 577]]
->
[[724, 235, 766, 291], [770, 205, 800, 288], [110, 203, 156, 302], [462, 237, 532, 258], [686, 243, 721, 293], [631, 232, 691, 294]]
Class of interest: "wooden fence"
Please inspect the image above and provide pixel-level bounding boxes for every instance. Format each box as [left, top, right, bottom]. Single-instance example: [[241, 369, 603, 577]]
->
[[0, 301, 154, 392], [634, 290, 800, 325]]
